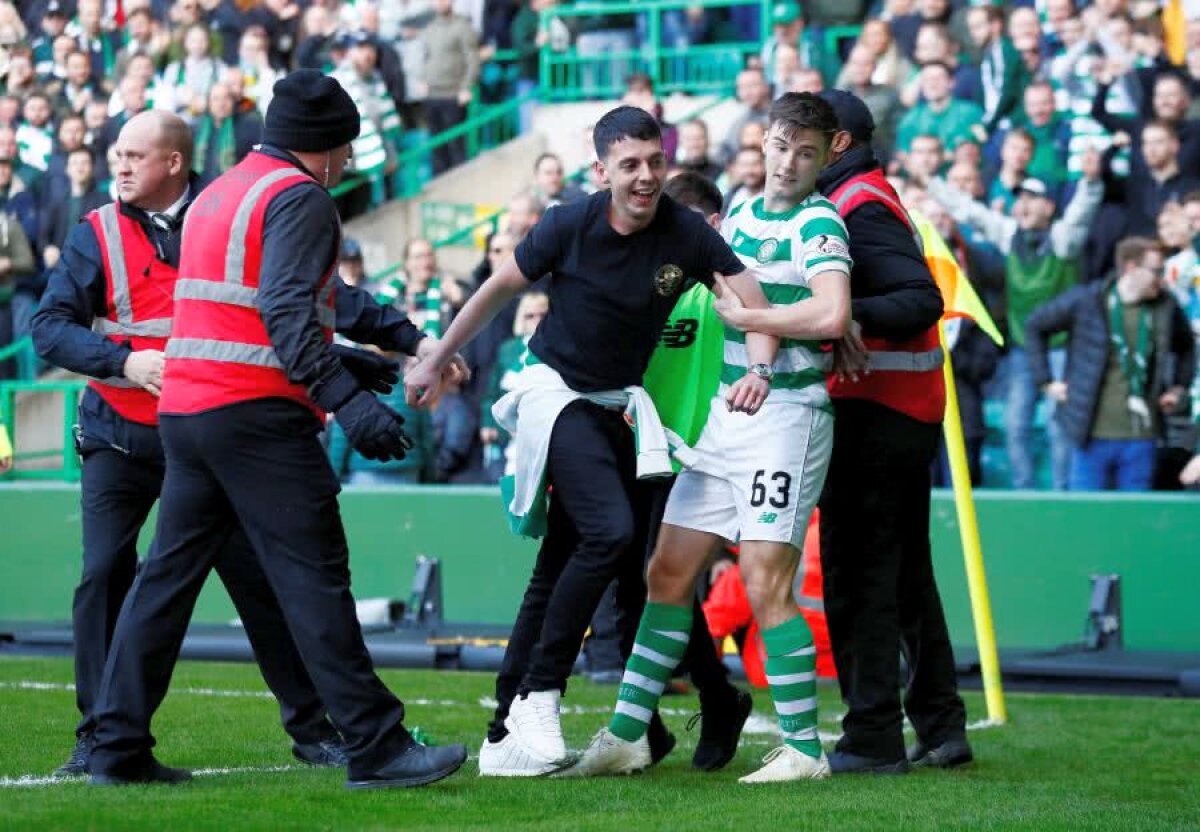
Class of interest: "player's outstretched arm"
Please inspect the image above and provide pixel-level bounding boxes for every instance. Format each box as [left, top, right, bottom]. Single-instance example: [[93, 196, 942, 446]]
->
[[714, 270, 849, 341], [404, 258, 531, 407]]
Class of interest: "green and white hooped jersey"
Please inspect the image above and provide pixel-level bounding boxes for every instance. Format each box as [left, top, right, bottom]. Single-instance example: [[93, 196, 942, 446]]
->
[[719, 193, 852, 410]]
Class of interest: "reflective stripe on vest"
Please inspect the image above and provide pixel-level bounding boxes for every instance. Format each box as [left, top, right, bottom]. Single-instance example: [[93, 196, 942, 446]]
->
[[174, 276, 337, 329], [868, 347, 944, 372], [166, 337, 285, 369], [97, 203, 133, 324]]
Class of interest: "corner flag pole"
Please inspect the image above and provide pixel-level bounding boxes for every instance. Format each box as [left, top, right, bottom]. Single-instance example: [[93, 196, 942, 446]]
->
[[939, 324, 1007, 724]]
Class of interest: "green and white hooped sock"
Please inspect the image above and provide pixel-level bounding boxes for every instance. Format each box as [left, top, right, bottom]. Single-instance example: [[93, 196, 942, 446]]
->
[[762, 614, 821, 758], [608, 602, 692, 743]]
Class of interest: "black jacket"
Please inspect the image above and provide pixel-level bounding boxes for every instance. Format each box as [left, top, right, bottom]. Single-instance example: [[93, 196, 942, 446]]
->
[[1024, 278, 1195, 448], [40, 188, 111, 252], [816, 146, 944, 341]]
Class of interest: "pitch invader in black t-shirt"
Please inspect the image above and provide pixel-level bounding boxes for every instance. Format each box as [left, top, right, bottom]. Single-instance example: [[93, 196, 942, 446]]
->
[[406, 106, 779, 776]]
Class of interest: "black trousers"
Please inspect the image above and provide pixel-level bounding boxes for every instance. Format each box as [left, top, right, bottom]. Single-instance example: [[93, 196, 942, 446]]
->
[[584, 477, 732, 695], [819, 400, 967, 760], [424, 98, 467, 175], [75, 442, 333, 745], [89, 400, 409, 776], [487, 404, 734, 740]]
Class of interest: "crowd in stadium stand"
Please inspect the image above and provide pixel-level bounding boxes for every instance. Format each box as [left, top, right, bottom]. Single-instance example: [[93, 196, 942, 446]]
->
[[0, 0, 1197, 490]]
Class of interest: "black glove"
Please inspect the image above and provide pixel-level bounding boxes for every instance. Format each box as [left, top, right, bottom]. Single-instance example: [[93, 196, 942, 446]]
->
[[332, 344, 400, 395], [334, 390, 414, 462]]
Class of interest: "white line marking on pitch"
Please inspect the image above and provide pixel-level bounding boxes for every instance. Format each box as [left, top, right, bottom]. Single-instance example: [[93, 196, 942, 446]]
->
[[0, 765, 306, 789], [0, 681, 465, 706]]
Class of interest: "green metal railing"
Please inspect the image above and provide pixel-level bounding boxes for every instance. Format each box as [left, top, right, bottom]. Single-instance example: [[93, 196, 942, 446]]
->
[[538, 0, 771, 102], [392, 91, 537, 200], [0, 335, 38, 381], [0, 379, 86, 481]]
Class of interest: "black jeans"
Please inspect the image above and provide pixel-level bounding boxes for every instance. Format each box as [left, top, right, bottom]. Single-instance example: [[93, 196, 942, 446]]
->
[[585, 477, 733, 697], [424, 98, 467, 175], [74, 424, 333, 745], [820, 400, 967, 760], [487, 401, 649, 738], [89, 400, 410, 777], [487, 405, 735, 740]]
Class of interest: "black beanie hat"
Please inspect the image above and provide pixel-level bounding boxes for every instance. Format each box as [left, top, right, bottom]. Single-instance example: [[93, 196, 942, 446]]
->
[[263, 70, 360, 152]]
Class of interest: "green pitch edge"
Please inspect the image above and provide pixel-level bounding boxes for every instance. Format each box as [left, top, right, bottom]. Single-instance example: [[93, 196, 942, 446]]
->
[[1, 484, 1198, 652]]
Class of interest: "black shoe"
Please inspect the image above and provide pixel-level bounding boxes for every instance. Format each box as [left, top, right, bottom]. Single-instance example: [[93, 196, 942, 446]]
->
[[908, 736, 974, 769], [647, 712, 677, 767], [54, 733, 94, 777], [293, 738, 350, 768], [827, 749, 910, 775], [89, 756, 192, 786], [345, 741, 468, 790], [690, 689, 753, 771]]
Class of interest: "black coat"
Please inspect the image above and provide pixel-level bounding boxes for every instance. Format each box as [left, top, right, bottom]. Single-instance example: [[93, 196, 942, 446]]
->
[[1025, 278, 1195, 448], [40, 188, 111, 252]]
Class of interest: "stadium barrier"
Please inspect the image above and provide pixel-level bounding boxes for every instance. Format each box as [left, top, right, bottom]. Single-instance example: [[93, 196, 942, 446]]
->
[[1, 484, 1197, 654]]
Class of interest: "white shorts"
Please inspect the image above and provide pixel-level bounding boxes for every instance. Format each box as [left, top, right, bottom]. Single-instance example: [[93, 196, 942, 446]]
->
[[662, 397, 833, 549]]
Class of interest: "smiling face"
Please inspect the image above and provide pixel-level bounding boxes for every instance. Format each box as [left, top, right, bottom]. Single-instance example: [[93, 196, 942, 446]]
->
[[596, 136, 668, 230], [762, 122, 829, 206]]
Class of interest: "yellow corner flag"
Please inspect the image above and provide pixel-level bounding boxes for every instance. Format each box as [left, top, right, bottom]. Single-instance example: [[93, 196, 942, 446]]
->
[[909, 208, 1008, 724], [910, 209, 1005, 347]]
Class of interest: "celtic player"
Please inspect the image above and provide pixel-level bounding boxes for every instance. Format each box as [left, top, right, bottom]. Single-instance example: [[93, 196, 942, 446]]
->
[[571, 93, 852, 783]]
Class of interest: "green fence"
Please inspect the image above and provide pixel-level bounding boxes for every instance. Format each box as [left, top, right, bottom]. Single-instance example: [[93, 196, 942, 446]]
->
[[0, 379, 85, 481], [539, 0, 770, 102], [2, 485, 1198, 653]]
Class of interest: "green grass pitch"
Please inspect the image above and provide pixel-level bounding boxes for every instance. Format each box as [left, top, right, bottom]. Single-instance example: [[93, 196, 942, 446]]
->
[[2, 656, 1198, 831]]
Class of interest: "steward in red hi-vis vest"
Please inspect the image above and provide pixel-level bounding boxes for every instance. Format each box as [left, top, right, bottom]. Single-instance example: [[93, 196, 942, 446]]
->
[[158, 151, 337, 418], [826, 168, 946, 424], [86, 203, 176, 425]]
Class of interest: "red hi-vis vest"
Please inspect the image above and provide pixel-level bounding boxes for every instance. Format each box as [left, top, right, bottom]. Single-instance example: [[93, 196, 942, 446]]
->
[[827, 169, 946, 424], [158, 153, 337, 418], [87, 203, 177, 426]]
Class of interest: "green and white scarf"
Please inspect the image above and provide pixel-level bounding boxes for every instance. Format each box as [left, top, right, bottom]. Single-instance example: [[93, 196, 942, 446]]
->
[[192, 116, 236, 176], [1107, 284, 1153, 431]]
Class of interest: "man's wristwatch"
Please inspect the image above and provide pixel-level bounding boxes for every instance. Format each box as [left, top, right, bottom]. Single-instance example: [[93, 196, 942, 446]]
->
[[748, 363, 774, 381]]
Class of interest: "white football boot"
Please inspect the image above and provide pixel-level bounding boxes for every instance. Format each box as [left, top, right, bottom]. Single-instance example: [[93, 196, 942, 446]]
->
[[557, 728, 651, 777], [738, 745, 831, 784]]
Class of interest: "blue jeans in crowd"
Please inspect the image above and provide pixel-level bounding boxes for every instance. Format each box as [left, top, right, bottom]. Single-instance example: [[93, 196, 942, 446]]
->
[[1003, 346, 1071, 490], [515, 79, 539, 135], [574, 29, 636, 96], [1069, 439, 1156, 491]]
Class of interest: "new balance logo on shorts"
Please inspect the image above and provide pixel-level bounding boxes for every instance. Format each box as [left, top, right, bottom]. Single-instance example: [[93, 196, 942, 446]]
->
[[757, 512, 779, 524]]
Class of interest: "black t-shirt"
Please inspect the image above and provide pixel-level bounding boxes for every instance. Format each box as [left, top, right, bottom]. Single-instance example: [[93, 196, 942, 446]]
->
[[513, 191, 745, 392]]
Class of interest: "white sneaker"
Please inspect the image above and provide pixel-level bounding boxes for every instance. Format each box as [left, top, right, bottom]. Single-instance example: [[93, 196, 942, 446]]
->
[[477, 734, 573, 777], [738, 745, 831, 784], [504, 690, 569, 764], [557, 728, 651, 777]]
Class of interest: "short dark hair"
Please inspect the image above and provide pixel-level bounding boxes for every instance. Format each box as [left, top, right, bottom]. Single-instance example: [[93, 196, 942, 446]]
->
[[1114, 236, 1163, 271], [1005, 126, 1035, 147], [1182, 189, 1200, 205], [67, 146, 94, 163], [921, 60, 953, 77], [767, 92, 838, 142], [533, 151, 561, 172], [663, 171, 722, 217], [593, 105, 661, 160], [1143, 119, 1179, 139]]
